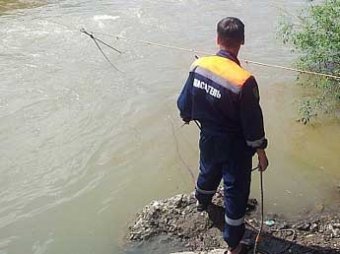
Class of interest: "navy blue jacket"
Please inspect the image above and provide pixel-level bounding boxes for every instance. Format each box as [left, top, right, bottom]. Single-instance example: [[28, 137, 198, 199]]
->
[[177, 50, 267, 149]]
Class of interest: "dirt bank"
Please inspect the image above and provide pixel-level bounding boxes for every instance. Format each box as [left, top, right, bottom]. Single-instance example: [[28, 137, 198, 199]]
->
[[127, 189, 339, 253]]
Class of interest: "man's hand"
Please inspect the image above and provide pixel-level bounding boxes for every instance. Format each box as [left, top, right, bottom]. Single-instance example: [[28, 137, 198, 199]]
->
[[256, 149, 268, 171]]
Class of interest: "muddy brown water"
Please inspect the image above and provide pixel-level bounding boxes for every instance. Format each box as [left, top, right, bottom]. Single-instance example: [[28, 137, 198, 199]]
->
[[0, 0, 339, 253]]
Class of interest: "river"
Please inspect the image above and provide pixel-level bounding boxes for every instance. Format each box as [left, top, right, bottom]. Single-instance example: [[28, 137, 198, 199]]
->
[[0, 0, 339, 254]]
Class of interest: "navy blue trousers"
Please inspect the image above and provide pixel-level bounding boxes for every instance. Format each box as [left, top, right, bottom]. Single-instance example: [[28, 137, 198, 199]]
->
[[195, 131, 253, 249]]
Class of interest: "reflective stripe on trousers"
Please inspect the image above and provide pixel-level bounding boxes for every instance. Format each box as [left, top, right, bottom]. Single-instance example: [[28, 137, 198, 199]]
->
[[225, 215, 244, 226], [196, 185, 217, 195]]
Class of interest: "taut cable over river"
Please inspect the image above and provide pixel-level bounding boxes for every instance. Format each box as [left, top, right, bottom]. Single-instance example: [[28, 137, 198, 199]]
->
[[80, 27, 340, 80]]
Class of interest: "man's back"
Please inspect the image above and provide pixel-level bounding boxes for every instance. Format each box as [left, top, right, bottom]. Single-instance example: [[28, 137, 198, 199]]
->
[[178, 50, 265, 146]]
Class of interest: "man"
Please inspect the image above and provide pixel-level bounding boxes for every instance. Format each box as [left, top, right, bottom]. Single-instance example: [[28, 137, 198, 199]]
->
[[177, 17, 269, 254]]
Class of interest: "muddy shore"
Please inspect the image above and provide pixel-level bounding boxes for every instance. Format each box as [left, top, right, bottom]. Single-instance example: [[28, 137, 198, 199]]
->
[[127, 189, 339, 254]]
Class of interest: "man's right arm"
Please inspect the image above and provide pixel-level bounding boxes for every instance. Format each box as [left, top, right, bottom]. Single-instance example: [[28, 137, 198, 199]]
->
[[177, 72, 194, 123]]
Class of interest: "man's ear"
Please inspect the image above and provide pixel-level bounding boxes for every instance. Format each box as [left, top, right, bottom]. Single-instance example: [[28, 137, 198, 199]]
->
[[217, 35, 221, 46]]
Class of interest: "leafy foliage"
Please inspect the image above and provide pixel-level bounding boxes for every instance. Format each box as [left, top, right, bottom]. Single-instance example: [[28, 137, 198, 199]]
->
[[279, 0, 340, 123]]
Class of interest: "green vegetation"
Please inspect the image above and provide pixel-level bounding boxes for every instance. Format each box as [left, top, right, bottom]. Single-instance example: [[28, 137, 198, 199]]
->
[[279, 0, 340, 123]]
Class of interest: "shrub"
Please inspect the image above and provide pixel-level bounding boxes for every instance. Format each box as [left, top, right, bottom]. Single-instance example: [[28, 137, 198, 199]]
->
[[279, 0, 340, 123]]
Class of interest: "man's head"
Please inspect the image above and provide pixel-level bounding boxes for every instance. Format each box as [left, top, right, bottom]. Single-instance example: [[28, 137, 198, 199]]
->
[[217, 17, 245, 51]]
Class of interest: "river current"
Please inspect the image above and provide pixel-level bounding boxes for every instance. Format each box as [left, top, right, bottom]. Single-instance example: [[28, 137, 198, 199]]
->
[[0, 0, 339, 254]]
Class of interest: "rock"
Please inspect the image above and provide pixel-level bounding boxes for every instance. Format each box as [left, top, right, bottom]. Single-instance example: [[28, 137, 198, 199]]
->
[[327, 224, 340, 238], [333, 223, 340, 229], [332, 229, 340, 238], [310, 223, 319, 232], [265, 219, 275, 227], [128, 192, 210, 242], [246, 198, 257, 213], [171, 249, 225, 254], [294, 222, 311, 231], [277, 222, 289, 230]]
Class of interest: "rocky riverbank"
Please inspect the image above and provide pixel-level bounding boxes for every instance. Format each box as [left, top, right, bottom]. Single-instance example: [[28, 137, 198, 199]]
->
[[127, 189, 339, 253]]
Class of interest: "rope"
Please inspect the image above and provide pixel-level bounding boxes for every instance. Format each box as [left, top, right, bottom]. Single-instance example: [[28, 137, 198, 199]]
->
[[243, 59, 340, 80], [80, 28, 123, 72], [253, 171, 264, 254], [93, 30, 340, 80], [170, 119, 196, 185]]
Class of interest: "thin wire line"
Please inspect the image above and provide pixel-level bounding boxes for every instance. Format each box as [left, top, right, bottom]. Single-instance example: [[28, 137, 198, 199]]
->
[[93, 31, 340, 80], [92, 37, 122, 72], [93, 36, 123, 54], [243, 59, 340, 80], [80, 28, 122, 72], [170, 118, 196, 185]]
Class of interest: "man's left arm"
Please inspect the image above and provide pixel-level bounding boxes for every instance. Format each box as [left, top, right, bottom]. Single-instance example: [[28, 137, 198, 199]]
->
[[240, 76, 268, 170], [239, 76, 267, 147]]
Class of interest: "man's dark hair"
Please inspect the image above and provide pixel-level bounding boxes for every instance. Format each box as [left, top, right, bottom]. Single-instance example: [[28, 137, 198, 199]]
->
[[217, 17, 245, 48]]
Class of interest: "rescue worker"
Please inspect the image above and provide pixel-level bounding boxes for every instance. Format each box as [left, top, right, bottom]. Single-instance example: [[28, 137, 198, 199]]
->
[[177, 17, 269, 254]]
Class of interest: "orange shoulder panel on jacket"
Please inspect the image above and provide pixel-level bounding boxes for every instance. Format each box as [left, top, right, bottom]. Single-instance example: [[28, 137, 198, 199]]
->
[[191, 56, 251, 86]]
